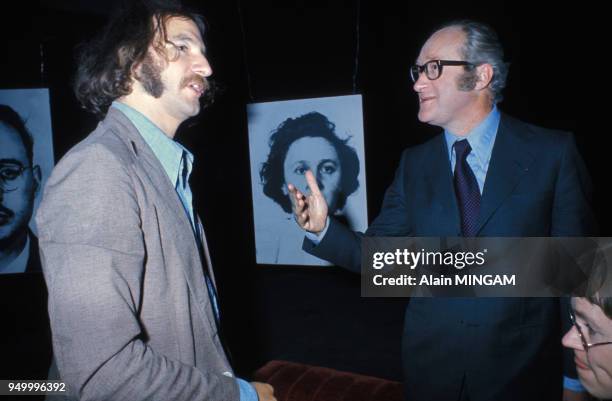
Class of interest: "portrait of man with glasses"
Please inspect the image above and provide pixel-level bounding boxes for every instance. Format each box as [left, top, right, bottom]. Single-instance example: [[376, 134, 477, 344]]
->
[[289, 19, 595, 401], [0, 104, 42, 274]]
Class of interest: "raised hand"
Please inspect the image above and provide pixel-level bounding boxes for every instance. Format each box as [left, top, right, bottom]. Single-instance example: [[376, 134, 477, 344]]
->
[[287, 170, 328, 234]]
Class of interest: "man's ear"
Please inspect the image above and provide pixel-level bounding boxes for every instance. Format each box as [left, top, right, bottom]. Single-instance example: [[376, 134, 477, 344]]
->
[[131, 59, 142, 81], [474, 63, 494, 90], [32, 165, 41, 195]]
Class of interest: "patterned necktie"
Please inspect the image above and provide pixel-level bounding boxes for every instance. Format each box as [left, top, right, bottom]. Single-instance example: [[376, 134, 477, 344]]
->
[[453, 140, 481, 236]]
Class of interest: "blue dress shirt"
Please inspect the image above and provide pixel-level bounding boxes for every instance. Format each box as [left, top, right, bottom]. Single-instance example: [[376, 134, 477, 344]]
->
[[444, 106, 500, 194]]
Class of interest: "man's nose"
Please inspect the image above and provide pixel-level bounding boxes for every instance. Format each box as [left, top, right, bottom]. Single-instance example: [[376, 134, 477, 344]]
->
[[413, 69, 430, 93], [193, 53, 212, 77]]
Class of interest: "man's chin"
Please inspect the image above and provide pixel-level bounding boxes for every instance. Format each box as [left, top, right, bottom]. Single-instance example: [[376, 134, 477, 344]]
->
[[178, 96, 201, 116], [184, 104, 201, 120], [416, 110, 430, 123]]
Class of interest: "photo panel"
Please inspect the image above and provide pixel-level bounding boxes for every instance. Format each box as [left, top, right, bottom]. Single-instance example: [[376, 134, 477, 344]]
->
[[248, 95, 368, 266]]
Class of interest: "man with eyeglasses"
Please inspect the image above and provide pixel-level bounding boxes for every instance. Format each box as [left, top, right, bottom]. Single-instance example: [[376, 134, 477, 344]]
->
[[563, 261, 612, 399], [288, 20, 594, 401], [0, 104, 41, 274]]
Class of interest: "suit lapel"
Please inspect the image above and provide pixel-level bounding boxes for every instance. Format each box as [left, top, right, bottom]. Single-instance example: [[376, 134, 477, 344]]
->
[[476, 114, 535, 234], [195, 215, 218, 290], [426, 135, 461, 235]]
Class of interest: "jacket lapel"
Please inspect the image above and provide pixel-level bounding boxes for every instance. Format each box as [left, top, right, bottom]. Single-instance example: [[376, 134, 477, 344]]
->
[[475, 114, 535, 234], [426, 135, 461, 236], [195, 215, 218, 290]]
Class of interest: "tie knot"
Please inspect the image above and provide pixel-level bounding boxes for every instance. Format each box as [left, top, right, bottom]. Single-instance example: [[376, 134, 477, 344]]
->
[[453, 139, 472, 160]]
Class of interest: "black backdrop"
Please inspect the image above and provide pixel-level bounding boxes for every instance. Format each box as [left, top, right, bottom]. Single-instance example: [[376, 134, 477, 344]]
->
[[0, 0, 607, 388]]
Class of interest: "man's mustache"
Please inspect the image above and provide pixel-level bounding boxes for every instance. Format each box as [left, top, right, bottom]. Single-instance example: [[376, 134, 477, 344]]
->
[[180, 75, 208, 93]]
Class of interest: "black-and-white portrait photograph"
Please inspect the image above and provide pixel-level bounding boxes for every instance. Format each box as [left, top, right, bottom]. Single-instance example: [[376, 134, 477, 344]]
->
[[248, 95, 368, 266], [0, 88, 55, 274]]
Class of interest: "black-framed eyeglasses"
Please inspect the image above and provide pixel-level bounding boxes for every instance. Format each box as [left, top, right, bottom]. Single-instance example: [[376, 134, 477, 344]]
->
[[410, 60, 474, 82], [569, 309, 612, 352], [0, 164, 32, 192]]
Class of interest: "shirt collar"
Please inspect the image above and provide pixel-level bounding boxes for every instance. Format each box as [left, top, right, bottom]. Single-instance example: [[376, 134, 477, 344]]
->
[[112, 101, 193, 187], [444, 105, 500, 166]]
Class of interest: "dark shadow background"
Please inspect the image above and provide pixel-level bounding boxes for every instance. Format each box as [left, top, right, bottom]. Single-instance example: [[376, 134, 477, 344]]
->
[[0, 0, 606, 394]]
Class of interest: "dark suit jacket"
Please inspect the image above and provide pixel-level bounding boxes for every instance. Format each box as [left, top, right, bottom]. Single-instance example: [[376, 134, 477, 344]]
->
[[304, 114, 595, 401]]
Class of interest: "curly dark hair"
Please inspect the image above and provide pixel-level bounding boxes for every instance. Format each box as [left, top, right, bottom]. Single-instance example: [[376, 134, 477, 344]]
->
[[73, 0, 214, 119], [0, 104, 34, 164], [259, 111, 360, 214]]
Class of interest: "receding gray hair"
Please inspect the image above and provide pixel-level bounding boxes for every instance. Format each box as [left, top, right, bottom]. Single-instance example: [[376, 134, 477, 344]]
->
[[438, 20, 510, 104]]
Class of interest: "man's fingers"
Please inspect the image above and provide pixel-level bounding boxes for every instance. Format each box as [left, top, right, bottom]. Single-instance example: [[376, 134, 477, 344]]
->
[[287, 184, 297, 203], [252, 382, 276, 401], [289, 177, 325, 232], [294, 198, 305, 215], [288, 183, 306, 213], [305, 170, 322, 196], [294, 202, 308, 225]]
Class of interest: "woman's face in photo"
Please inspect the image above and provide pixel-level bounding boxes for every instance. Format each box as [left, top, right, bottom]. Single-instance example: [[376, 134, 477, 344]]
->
[[283, 136, 342, 212], [562, 297, 612, 399]]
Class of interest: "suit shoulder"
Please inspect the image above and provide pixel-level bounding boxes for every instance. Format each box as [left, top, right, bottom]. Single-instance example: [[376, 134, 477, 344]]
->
[[502, 114, 573, 147], [43, 121, 141, 204], [399, 133, 445, 165], [55, 119, 136, 173], [37, 118, 142, 240]]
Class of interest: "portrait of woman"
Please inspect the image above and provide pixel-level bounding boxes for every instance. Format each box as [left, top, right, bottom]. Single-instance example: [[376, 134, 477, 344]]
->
[[248, 95, 367, 266], [260, 111, 359, 221]]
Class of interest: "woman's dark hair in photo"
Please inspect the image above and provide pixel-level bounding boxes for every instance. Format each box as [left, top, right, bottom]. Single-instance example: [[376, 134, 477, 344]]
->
[[260, 111, 360, 214]]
